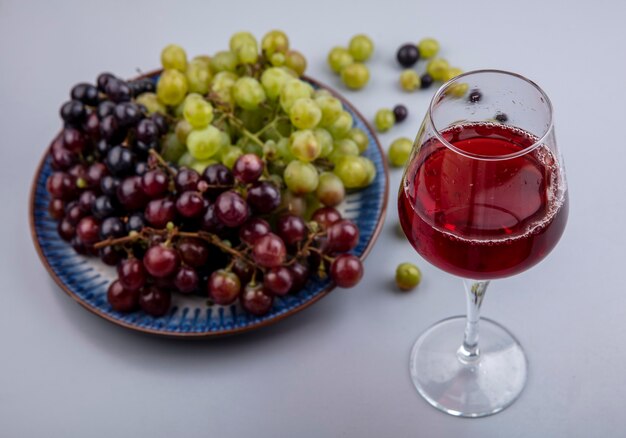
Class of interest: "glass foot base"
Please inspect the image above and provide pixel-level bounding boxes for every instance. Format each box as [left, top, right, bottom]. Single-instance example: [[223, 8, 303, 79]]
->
[[410, 316, 527, 417]]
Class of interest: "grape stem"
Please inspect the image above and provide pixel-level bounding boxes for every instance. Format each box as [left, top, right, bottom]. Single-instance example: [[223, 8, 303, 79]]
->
[[148, 149, 177, 178]]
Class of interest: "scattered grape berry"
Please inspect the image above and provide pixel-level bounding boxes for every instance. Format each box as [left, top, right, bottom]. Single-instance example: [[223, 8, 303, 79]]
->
[[495, 112, 508, 123], [396, 44, 420, 68], [468, 89, 482, 103], [393, 105, 408, 123]]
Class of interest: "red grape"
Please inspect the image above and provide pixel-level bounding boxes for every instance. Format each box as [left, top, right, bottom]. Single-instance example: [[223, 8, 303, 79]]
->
[[139, 286, 171, 317], [76, 216, 100, 244], [86, 162, 108, 188], [141, 169, 169, 198], [177, 237, 209, 267], [311, 207, 342, 229], [252, 233, 286, 268], [239, 218, 271, 245], [100, 217, 125, 239], [327, 220, 359, 253], [289, 261, 310, 292], [143, 245, 180, 278], [62, 127, 86, 153], [208, 269, 241, 305], [144, 197, 177, 228], [215, 190, 249, 227], [232, 259, 253, 284], [117, 176, 148, 211], [246, 181, 281, 214], [202, 164, 234, 198], [51, 140, 78, 170], [264, 267, 293, 296], [276, 214, 307, 246], [175, 168, 200, 192], [117, 258, 146, 291], [99, 246, 122, 266], [83, 111, 101, 139], [174, 266, 199, 293], [68, 163, 87, 180], [78, 190, 96, 211], [107, 280, 140, 313], [57, 218, 76, 241], [136, 118, 159, 143], [233, 153, 264, 183], [330, 254, 363, 288], [65, 201, 87, 225], [176, 191, 205, 218], [241, 284, 273, 316], [46, 172, 77, 200], [48, 198, 65, 220], [201, 203, 225, 233]]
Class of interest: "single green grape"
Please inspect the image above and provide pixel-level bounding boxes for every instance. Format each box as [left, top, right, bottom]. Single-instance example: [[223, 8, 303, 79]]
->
[[221, 146, 244, 169], [346, 127, 369, 153], [442, 67, 467, 97], [190, 158, 218, 174], [186, 125, 222, 160], [284, 160, 319, 194], [262, 30, 289, 56], [193, 55, 211, 67], [327, 110, 353, 138], [316, 172, 345, 207], [333, 155, 369, 188], [315, 95, 343, 127], [399, 70, 421, 91], [241, 141, 263, 157], [210, 71, 238, 106], [270, 52, 285, 67], [263, 140, 279, 161], [395, 263, 422, 290], [280, 189, 307, 216], [340, 63, 370, 90], [374, 108, 395, 132], [232, 77, 266, 110], [359, 156, 376, 185], [417, 38, 439, 59], [280, 66, 298, 79], [237, 43, 259, 64], [219, 130, 231, 149], [183, 95, 214, 129], [175, 120, 192, 144], [348, 34, 374, 62], [327, 47, 354, 74], [161, 132, 187, 162], [289, 129, 321, 162], [261, 67, 290, 100], [178, 152, 195, 168], [136, 92, 166, 114], [388, 137, 413, 167], [314, 128, 334, 158], [289, 98, 322, 130], [443, 67, 463, 82], [161, 44, 187, 72], [426, 58, 449, 81], [275, 137, 295, 162], [284, 50, 307, 76], [186, 59, 213, 94], [328, 138, 359, 164], [280, 79, 313, 112], [156, 69, 188, 106], [313, 89, 332, 99], [210, 51, 238, 73], [229, 31, 257, 52]]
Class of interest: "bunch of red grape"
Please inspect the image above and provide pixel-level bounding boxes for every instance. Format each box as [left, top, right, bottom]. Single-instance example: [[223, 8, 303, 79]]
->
[[46, 70, 364, 318]]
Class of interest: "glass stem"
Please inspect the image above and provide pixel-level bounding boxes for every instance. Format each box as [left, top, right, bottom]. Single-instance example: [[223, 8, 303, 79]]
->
[[457, 279, 490, 363]]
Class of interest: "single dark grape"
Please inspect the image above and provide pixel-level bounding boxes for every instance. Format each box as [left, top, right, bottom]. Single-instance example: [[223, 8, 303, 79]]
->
[[100, 217, 125, 239], [144, 198, 176, 228], [70, 236, 89, 255], [420, 73, 434, 89], [83, 111, 100, 140], [175, 168, 201, 193], [107, 280, 139, 312], [100, 175, 120, 197], [97, 72, 116, 93], [232, 259, 253, 284], [136, 118, 159, 143], [289, 262, 310, 292], [264, 267, 293, 296], [60, 100, 86, 125], [46, 172, 77, 200], [97, 101, 116, 119], [48, 198, 65, 220], [330, 254, 363, 288], [241, 284, 273, 316], [150, 113, 169, 135], [68, 163, 87, 180], [126, 212, 146, 232], [233, 153, 264, 183], [65, 201, 87, 225], [468, 89, 482, 103], [246, 181, 281, 214], [139, 287, 171, 317], [239, 218, 271, 245], [208, 269, 241, 305], [117, 176, 148, 211], [99, 246, 122, 266], [311, 206, 342, 229], [174, 266, 199, 293], [86, 162, 108, 188], [201, 204, 225, 233], [100, 115, 126, 144], [393, 105, 408, 123], [58, 218, 76, 241], [76, 216, 100, 244], [177, 237, 209, 267], [92, 195, 118, 219], [396, 44, 420, 67], [134, 161, 148, 176], [78, 190, 96, 212], [201, 164, 234, 198], [495, 112, 508, 122], [141, 169, 169, 198], [176, 191, 205, 218], [62, 127, 86, 153], [252, 233, 286, 268], [276, 215, 307, 246], [134, 140, 158, 157], [95, 139, 111, 157], [50, 137, 78, 170], [117, 258, 146, 291], [105, 78, 132, 103], [143, 245, 180, 278], [215, 191, 249, 227], [106, 146, 134, 176], [114, 102, 143, 127], [71, 83, 100, 106]]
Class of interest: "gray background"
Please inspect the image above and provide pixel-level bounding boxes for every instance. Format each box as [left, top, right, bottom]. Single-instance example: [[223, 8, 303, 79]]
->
[[1, 0, 625, 436]]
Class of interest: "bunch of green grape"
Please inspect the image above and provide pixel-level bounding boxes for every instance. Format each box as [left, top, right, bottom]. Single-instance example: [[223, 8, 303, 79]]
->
[[138, 30, 375, 212], [327, 34, 375, 90]]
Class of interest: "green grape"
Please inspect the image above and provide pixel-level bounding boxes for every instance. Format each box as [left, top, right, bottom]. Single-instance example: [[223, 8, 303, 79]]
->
[[221, 146, 243, 169], [314, 128, 334, 158], [347, 127, 369, 153], [210, 71, 238, 105], [261, 30, 289, 56], [161, 132, 187, 163], [241, 141, 263, 157], [219, 130, 231, 148], [442, 67, 467, 97], [327, 110, 353, 138], [281, 190, 307, 216], [289, 129, 321, 162], [280, 79, 313, 112], [284, 50, 307, 76], [340, 63, 370, 90], [236, 43, 259, 64], [289, 98, 322, 130], [426, 58, 449, 81], [313, 89, 332, 99], [388, 137, 413, 167], [136, 92, 166, 114], [268, 160, 287, 178], [275, 137, 295, 162], [417, 38, 439, 59], [186, 59, 213, 94], [178, 152, 195, 168], [232, 77, 266, 110], [395, 263, 422, 290], [399, 70, 420, 91], [374, 108, 395, 132], [192, 55, 211, 67], [315, 95, 343, 127], [263, 140, 279, 161], [156, 69, 188, 106], [261, 67, 290, 100], [348, 34, 374, 62], [333, 156, 369, 189], [315, 172, 345, 207], [328, 138, 359, 164], [186, 125, 222, 160], [327, 47, 354, 74], [359, 156, 376, 185], [161, 44, 187, 72], [238, 108, 266, 133], [443, 67, 463, 82], [229, 32, 257, 52], [284, 160, 319, 194], [190, 158, 218, 174], [175, 120, 192, 144], [270, 52, 286, 66], [304, 193, 324, 219], [210, 51, 238, 73], [280, 66, 298, 79], [183, 95, 214, 129]]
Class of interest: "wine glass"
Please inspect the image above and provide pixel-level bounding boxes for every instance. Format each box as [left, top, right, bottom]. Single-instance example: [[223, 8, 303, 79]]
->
[[398, 70, 568, 417]]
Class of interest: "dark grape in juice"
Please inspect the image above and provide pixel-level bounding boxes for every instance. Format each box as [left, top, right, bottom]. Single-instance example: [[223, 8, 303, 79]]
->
[[398, 122, 568, 279]]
